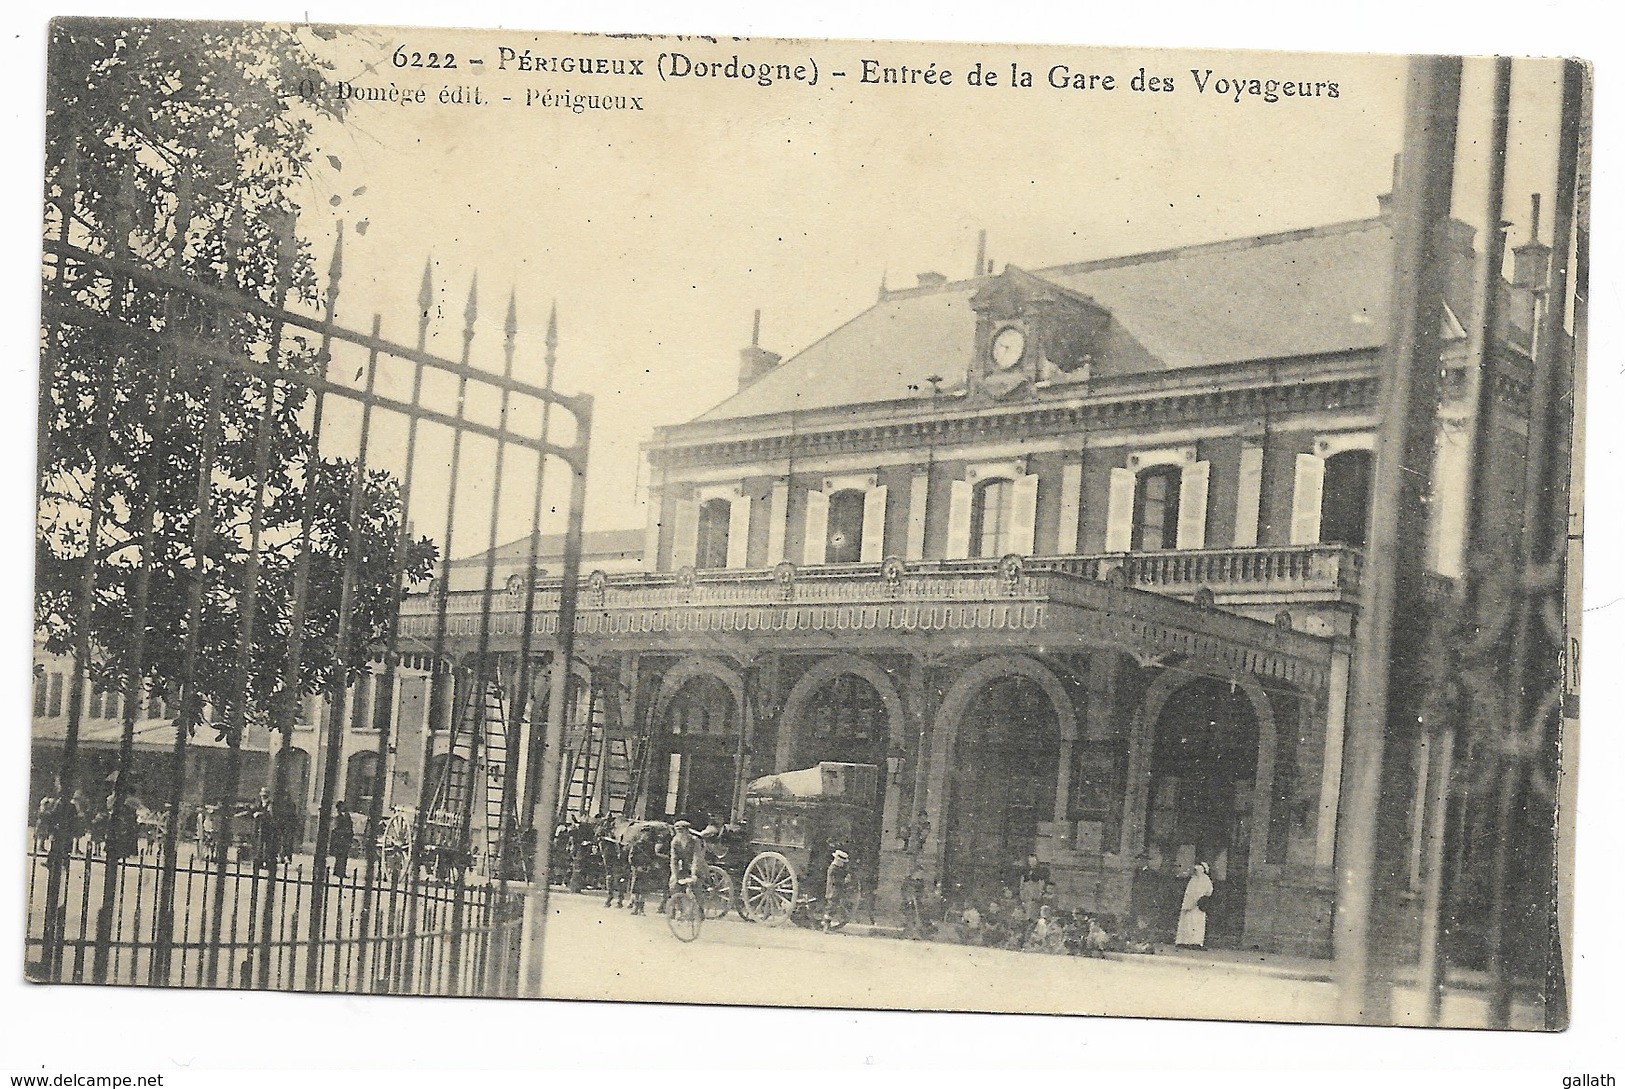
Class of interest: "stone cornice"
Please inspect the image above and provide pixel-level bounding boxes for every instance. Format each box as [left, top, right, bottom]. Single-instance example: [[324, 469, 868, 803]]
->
[[647, 347, 1529, 472], [650, 362, 1382, 471]]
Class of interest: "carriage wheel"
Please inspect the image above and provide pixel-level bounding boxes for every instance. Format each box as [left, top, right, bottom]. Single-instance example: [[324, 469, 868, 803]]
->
[[667, 889, 703, 943], [701, 865, 734, 920], [740, 852, 797, 926]]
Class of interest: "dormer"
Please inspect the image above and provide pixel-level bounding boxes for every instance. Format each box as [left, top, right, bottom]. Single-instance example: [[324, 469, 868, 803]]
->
[[967, 266, 1110, 400]]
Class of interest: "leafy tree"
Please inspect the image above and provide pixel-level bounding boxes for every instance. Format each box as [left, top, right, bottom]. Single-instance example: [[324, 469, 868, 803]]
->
[[38, 19, 437, 739]]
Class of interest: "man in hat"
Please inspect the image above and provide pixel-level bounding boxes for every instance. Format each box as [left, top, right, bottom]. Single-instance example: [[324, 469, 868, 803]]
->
[[667, 819, 707, 912], [821, 849, 852, 931]]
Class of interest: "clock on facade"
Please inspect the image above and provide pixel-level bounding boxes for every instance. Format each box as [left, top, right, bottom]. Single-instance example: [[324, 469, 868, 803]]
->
[[990, 325, 1027, 370]]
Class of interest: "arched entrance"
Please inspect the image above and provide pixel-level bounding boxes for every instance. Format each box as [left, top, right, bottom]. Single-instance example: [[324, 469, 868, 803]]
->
[[1142, 678, 1260, 947], [942, 675, 1062, 899], [779, 666, 898, 873], [655, 673, 740, 826]]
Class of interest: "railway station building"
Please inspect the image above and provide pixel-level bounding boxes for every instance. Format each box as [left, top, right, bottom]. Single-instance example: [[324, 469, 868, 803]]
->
[[397, 189, 1544, 958]]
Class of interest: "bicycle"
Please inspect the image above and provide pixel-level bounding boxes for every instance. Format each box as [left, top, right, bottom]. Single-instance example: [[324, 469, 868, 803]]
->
[[667, 875, 703, 943]]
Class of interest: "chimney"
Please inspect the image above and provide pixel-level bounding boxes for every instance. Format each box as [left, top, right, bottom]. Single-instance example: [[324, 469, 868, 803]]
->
[[974, 229, 987, 279], [1509, 193, 1551, 288], [1505, 193, 1551, 341], [737, 309, 782, 389], [916, 271, 947, 288], [1377, 152, 1402, 216]]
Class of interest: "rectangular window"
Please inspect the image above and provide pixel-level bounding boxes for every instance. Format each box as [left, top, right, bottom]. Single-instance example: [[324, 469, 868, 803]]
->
[[373, 675, 394, 732], [351, 673, 374, 731], [665, 753, 683, 816], [47, 674, 63, 717], [32, 675, 46, 717]]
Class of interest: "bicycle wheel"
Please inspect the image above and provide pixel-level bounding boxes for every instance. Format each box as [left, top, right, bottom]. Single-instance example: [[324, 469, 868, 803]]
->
[[667, 890, 703, 943]]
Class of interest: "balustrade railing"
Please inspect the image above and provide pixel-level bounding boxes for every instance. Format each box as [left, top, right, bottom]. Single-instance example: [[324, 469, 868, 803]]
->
[[404, 543, 1364, 617]]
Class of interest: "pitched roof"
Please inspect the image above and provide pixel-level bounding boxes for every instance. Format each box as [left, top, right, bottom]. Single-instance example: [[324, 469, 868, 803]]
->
[[695, 218, 1397, 423], [451, 528, 644, 566]]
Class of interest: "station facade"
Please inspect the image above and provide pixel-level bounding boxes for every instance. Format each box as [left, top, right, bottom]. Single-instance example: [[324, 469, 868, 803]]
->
[[35, 195, 1542, 958], [400, 195, 1541, 956]]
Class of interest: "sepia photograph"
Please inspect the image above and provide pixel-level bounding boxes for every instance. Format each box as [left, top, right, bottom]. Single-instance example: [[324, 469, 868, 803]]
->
[[6, 2, 1609, 1079]]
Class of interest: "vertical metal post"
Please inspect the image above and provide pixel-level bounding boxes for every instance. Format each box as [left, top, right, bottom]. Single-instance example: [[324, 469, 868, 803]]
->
[[1415, 55, 1512, 1025], [1333, 55, 1461, 1025], [356, 270, 433, 993], [1484, 60, 1583, 1029], [153, 365, 226, 985], [90, 165, 150, 985], [518, 303, 563, 830], [206, 203, 289, 988], [522, 311, 591, 998], [301, 229, 357, 991], [404, 275, 480, 990]]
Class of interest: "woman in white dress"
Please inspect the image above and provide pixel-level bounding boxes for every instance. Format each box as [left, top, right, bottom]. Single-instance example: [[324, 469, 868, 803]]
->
[[1176, 862, 1214, 948]]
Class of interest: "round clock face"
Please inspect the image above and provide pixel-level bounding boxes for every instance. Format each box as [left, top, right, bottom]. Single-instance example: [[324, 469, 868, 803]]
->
[[991, 325, 1027, 370]]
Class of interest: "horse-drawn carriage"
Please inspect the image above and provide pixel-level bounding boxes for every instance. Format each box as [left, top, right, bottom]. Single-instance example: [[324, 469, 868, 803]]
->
[[375, 805, 476, 881], [703, 761, 878, 927]]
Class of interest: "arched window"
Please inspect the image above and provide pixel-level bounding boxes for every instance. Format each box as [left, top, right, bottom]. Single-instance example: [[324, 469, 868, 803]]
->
[[1132, 466, 1183, 551], [1320, 450, 1373, 547], [659, 674, 739, 824], [825, 489, 866, 564], [970, 478, 1014, 558], [345, 751, 381, 812], [694, 498, 732, 570]]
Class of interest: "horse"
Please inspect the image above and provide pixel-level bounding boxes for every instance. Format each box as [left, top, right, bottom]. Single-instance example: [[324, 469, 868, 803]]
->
[[595, 816, 672, 914]]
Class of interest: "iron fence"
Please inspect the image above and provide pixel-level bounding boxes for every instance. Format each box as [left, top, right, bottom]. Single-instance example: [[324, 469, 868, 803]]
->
[[35, 126, 592, 994], [24, 841, 520, 995]]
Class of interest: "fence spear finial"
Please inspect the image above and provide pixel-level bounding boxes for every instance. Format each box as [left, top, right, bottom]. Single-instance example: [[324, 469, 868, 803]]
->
[[463, 273, 479, 344], [503, 289, 518, 378], [417, 259, 434, 350], [546, 299, 558, 352], [325, 224, 344, 309]]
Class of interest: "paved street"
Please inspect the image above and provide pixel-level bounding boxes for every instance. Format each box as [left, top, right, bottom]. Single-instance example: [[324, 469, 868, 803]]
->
[[534, 890, 1540, 1028]]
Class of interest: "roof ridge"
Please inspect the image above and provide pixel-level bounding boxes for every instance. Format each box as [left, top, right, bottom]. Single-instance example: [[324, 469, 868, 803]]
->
[[863, 216, 1389, 302], [1036, 216, 1388, 278]]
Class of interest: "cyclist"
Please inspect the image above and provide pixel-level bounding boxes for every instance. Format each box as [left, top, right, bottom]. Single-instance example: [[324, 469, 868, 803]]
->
[[667, 820, 707, 910]]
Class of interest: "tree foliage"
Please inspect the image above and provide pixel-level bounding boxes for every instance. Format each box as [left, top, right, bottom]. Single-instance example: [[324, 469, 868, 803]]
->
[[39, 20, 437, 736]]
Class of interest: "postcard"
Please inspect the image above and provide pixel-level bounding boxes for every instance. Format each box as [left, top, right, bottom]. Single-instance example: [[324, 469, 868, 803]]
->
[[25, 18, 1586, 1034]]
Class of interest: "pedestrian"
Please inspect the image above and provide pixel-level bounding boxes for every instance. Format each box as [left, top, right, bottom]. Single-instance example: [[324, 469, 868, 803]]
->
[[821, 849, 851, 931], [957, 900, 982, 945], [901, 862, 929, 939], [107, 793, 140, 863], [248, 788, 278, 868], [1176, 861, 1214, 949], [1018, 853, 1050, 916], [33, 786, 63, 852], [328, 799, 355, 880]]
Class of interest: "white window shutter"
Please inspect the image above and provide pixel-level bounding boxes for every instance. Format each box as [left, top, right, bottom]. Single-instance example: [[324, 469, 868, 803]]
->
[[945, 480, 973, 559], [1011, 474, 1040, 555], [1176, 460, 1210, 549], [803, 489, 829, 565], [1105, 467, 1136, 552], [1290, 453, 1326, 545], [672, 497, 698, 570], [766, 482, 789, 564], [860, 485, 889, 562], [727, 492, 752, 569], [1235, 445, 1264, 547]]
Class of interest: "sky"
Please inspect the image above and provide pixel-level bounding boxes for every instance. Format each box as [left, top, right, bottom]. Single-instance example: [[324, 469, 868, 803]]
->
[[275, 32, 1570, 559], [3, 1, 1621, 1080]]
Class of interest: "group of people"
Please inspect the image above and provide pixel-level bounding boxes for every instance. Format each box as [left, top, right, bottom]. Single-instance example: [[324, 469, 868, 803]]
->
[[899, 851, 1193, 957], [33, 784, 144, 861]]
